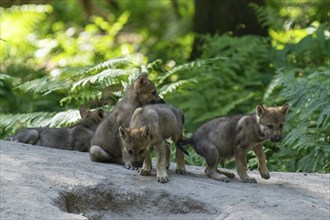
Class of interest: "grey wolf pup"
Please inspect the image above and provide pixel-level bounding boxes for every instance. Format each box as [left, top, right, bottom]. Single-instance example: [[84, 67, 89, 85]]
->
[[179, 104, 289, 183], [10, 105, 104, 152], [119, 104, 188, 183], [89, 73, 165, 164]]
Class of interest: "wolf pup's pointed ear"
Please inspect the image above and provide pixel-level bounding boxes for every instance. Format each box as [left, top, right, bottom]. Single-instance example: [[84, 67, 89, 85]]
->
[[95, 109, 104, 123], [141, 126, 150, 138], [134, 73, 149, 91], [119, 126, 129, 140], [138, 73, 148, 86], [256, 104, 267, 117], [280, 103, 289, 116], [79, 105, 90, 119]]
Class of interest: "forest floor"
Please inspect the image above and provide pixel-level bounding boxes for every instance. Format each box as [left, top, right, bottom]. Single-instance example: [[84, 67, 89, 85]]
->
[[1, 140, 329, 220]]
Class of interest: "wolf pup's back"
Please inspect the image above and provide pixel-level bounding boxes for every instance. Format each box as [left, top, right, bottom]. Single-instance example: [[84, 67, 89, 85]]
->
[[10, 105, 103, 152]]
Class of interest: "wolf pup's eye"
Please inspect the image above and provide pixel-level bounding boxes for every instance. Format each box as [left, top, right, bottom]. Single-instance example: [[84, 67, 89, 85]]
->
[[128, 150, 133, 155], [266, 124, 274, 129], [139, 149, 144, 154], [152, 91, 157, 96], [279, 123, 284, 129]]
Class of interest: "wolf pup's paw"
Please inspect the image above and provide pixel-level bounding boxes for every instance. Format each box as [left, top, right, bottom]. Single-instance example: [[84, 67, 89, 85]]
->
[[260, 172, 270, 180], [176, 168, 186, 175], [226, 173, 235, 178], [221, 177, 230, 182], [242, 178, 257, 183], [157, 175, 169, 183], [138, 168, 151, 176]]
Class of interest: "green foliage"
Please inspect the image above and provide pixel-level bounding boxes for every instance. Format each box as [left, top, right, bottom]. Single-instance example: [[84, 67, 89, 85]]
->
[[115, 0, 194, 62], [263, 23, 330, 173], [0, 4, 52, 60], [170, 35, 276, 132], [273, 71, 330, 173], [0, 56, 199, 138]]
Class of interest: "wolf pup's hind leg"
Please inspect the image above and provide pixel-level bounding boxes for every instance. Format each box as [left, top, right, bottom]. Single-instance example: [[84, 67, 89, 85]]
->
[[202, 142, 230, 182], [90, 145, 115, 162]]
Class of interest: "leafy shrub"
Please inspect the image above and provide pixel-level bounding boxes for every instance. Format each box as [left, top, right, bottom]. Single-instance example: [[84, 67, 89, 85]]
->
[[170, 34, 276, 132], [272, 70, 330, 173], [264, 23, 330, 173]]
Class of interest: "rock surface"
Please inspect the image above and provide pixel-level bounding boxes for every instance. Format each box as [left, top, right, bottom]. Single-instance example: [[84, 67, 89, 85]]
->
[[0, 140, 329, 220]]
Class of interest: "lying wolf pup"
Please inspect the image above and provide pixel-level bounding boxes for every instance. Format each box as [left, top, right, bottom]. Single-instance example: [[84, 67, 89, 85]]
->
[[89, 73, 165, 164], [10, 105, 104, 152], [178, 104, 289, 183], [119, 104, 188, 183]]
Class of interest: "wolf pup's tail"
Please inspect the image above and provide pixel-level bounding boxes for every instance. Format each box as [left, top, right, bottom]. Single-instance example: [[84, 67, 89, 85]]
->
[[176, 138, 194, 156]]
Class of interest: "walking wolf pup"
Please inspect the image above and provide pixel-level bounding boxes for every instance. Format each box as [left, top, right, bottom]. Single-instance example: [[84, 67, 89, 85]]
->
[[178, 103, 289, 183], [119, 104, 187, 183], [89, 73, 165, 163], [10, 105, 104, 152]]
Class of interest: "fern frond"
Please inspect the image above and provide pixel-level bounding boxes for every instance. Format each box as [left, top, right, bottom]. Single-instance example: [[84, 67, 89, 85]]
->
[[15, 76, 70, 95], [277, 70, 330, 172], [0, 112, 53, 131], [159, 79, 197, 96], [0, 74, 15, 86], [158, 57, 227, 84], [0, 109, 81, 134], [250, 3, 283, 29], [44, 109, 81, 127], [71, 69, 128, 91], [83, 57, 133, 75], [60, 90, 103, 106]]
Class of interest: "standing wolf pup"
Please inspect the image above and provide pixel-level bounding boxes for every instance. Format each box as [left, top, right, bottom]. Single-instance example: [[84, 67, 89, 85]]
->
[[179, 103, 289, 183], [119, 104, 187, 183], [10, 105, 104, 152], [89, 73, 165, 164]]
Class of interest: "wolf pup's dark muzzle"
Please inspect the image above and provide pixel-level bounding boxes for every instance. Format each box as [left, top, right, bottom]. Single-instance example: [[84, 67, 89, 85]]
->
[[271, 135, 282, 143]]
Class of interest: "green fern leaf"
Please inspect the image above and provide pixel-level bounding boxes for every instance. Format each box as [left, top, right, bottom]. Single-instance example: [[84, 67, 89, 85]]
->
[[159, 79, 197, 96], [71, 69, 128, 91], [16, 77, 69, 95]]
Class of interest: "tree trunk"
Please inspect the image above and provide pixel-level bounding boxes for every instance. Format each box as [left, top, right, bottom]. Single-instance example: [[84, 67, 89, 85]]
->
[[190, 0, 267, 60]]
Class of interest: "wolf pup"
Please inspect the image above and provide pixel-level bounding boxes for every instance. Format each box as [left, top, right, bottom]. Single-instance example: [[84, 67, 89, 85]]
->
[[89, 73, 165, 164], [10, 105, 104, 152], [179, 104, 289, 183], [119, 104, 188, 183]]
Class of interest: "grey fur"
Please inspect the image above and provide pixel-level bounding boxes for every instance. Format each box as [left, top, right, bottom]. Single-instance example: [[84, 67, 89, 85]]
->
[[89, 74, 165, 164], [10, 105, 104, 152], [120, 104, 186, 183], [181, 104, 289, 183]]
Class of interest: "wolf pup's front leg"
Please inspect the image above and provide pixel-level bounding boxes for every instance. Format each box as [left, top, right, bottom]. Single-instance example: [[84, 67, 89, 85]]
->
[[155, 141, 169, 183], [235, 148, 257, 183], [138, 149, 152, 176], [253, 144, 270, 179]]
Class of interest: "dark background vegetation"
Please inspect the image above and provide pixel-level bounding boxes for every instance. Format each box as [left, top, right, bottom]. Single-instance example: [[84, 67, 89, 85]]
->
[[1, 0, 329, 173]]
